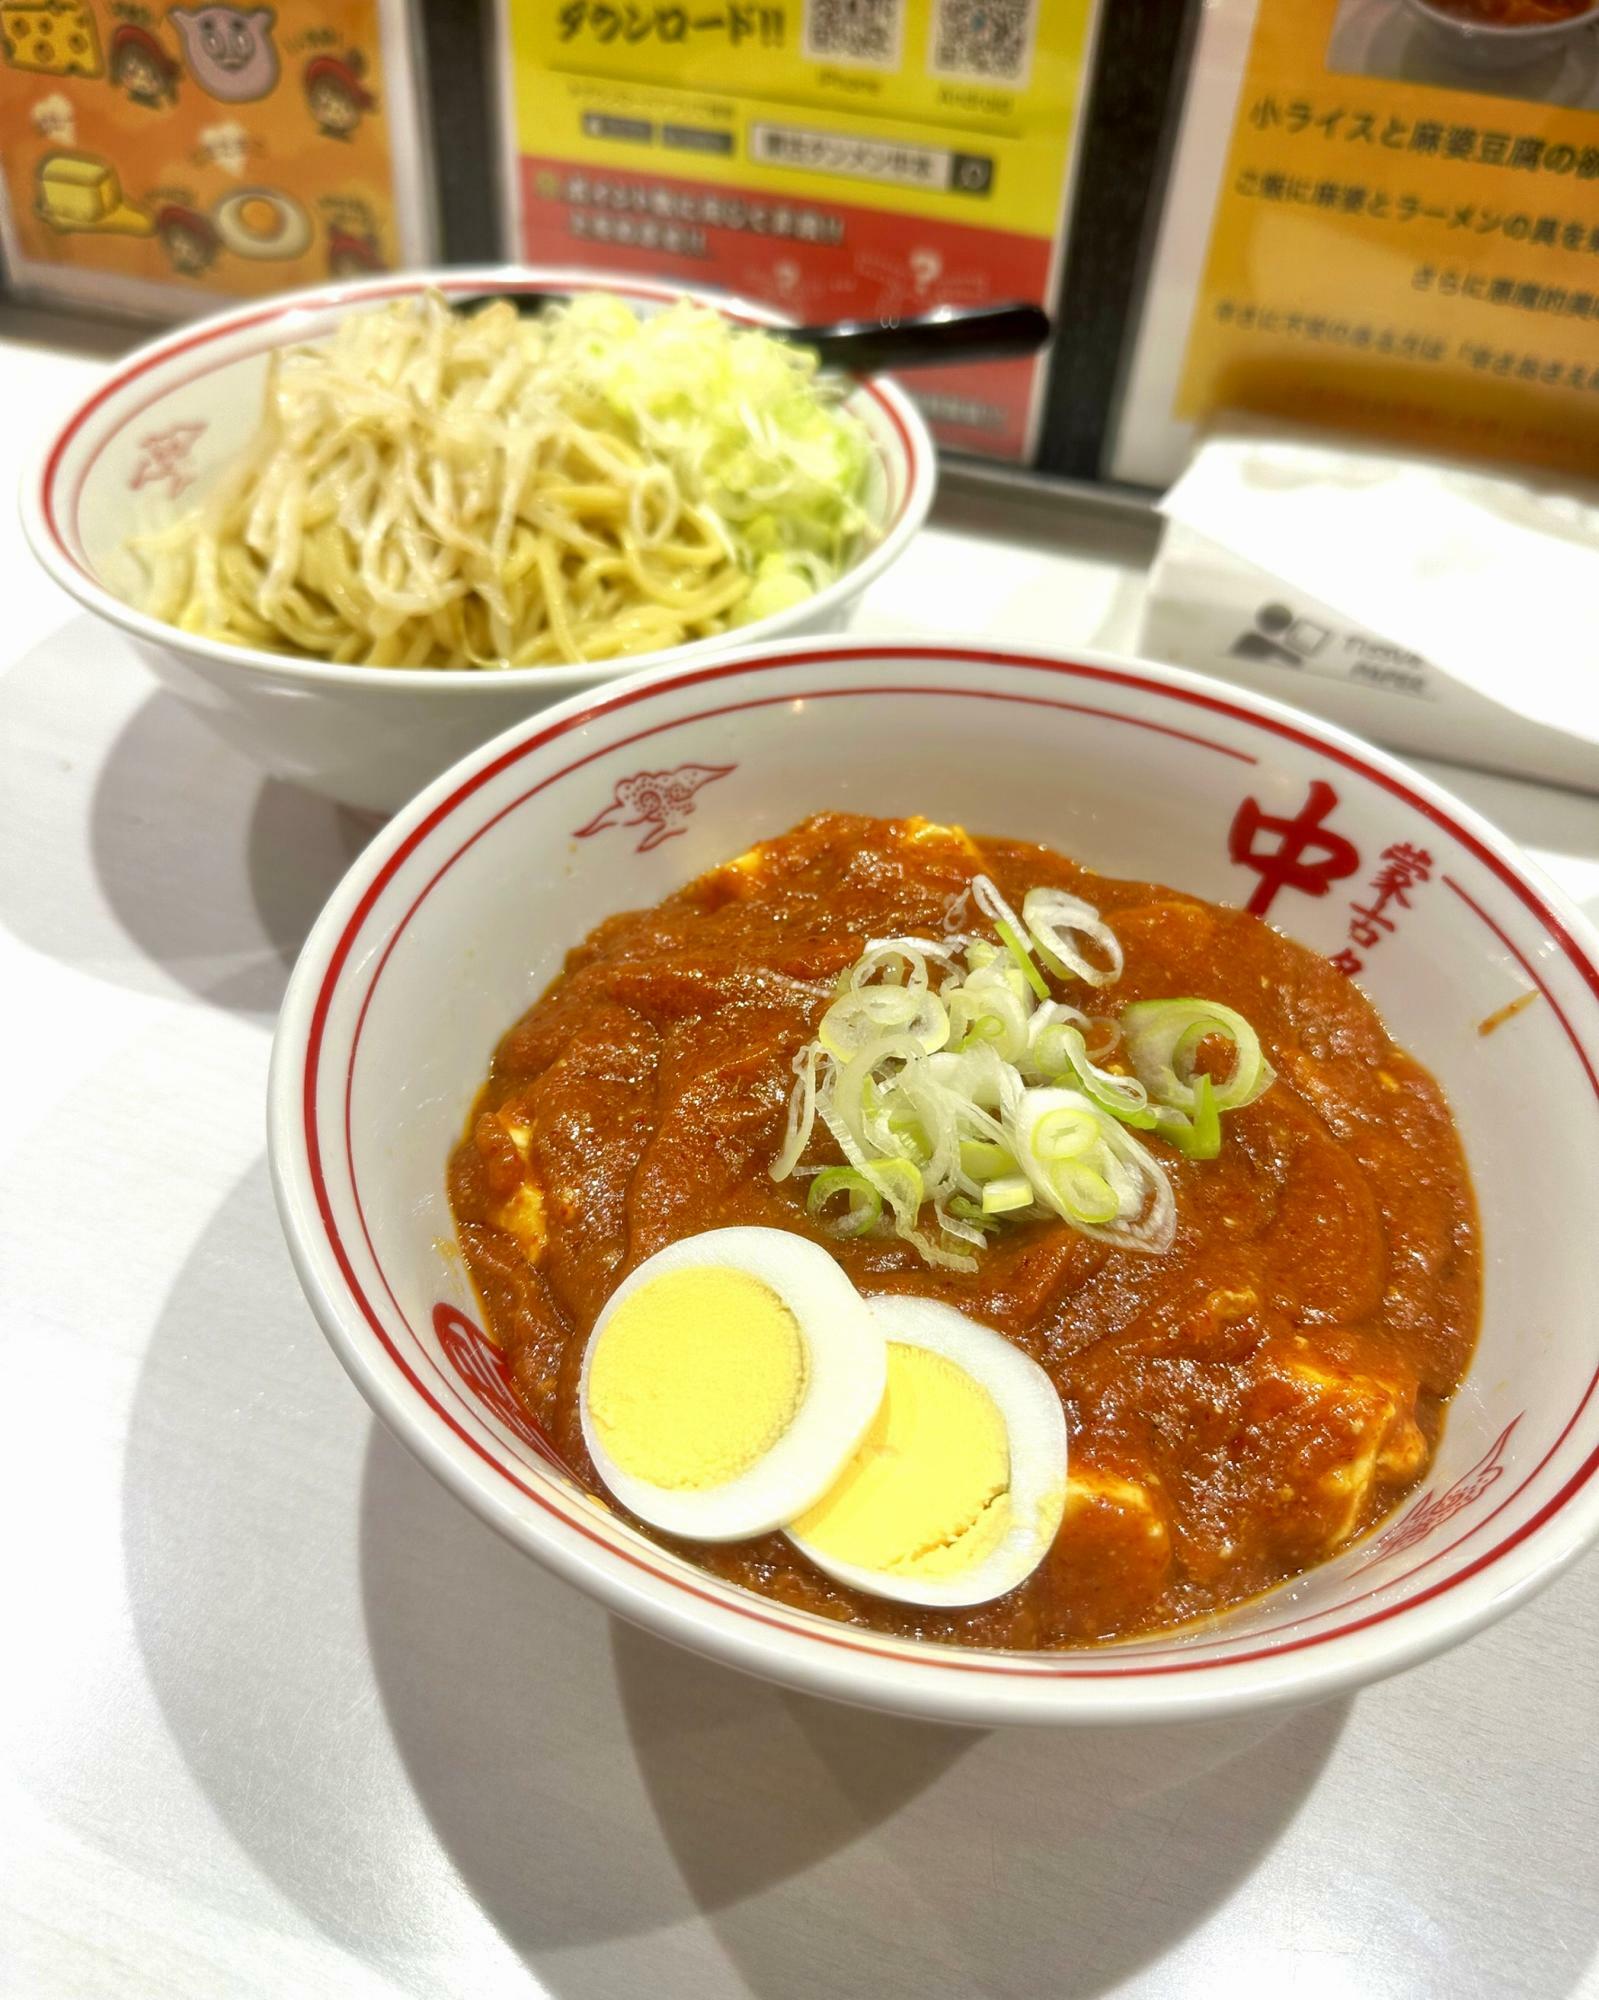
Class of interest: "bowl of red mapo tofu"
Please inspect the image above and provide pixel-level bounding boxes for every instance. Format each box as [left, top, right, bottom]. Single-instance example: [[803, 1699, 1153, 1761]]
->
[[270, 639, 1599, 1724], [1404, 0, 1599, 65]]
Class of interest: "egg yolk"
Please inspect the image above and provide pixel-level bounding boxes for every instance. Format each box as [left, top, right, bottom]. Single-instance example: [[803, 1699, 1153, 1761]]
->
[[792, 1343, 1011, 1577], [586, 1267, 808, 1490], [240, 197, 278, 236]]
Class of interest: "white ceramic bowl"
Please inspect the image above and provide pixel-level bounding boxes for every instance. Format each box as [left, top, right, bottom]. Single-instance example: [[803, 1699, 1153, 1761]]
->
[[269, 638, 1599, 1726], [20, 267, 934, 816], [1402, 0, 1599, 68]]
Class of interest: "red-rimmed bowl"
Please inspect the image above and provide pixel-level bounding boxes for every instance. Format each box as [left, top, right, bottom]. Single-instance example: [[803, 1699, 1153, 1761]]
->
[[20, 267, 934, 817], [268, 638, 1599, 1725]]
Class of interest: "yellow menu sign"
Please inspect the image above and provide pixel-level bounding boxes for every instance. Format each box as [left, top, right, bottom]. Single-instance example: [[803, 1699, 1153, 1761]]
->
[[0, 0, 432, 316], [500, 0, 1099, 460], [1113, 0, 1599, 485]]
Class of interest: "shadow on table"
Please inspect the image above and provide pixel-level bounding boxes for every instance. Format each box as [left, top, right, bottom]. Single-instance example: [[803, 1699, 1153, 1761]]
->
[[358, 1412, 1348, 1998], [611, 1629, 1348, 2000], [86, 687, 378, 1014], [119, 1159, 1599, 2000], [0, 622, 372, 1016], [1, 294, 142, 359], [120, 1160, 445, 1978]]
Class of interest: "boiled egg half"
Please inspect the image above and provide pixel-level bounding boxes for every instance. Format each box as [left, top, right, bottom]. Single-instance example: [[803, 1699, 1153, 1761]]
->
[[579, 1226, 887, 1542], [787, 1296, 1068, 1608]]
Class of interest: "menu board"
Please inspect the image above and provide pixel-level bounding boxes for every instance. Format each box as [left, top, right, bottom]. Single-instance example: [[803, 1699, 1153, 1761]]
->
[[1111, 0, 1599, 486], [497, 0, 1101, 462], [0, 0, 434, 317]]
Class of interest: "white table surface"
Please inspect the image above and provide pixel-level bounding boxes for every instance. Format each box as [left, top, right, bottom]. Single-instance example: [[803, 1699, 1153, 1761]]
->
[[3, 303, 1597, 2000]]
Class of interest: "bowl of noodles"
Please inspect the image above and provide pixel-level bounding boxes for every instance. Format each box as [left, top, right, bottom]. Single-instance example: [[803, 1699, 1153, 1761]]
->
[[22, 268, 934, 815]]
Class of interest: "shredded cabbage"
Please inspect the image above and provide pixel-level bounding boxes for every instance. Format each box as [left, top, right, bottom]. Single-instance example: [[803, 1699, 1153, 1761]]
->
[[573, 295, 873, 584]]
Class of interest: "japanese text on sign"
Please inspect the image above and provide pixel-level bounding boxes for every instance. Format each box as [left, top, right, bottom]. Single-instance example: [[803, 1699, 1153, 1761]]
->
[[502, 0, 1099, 462]]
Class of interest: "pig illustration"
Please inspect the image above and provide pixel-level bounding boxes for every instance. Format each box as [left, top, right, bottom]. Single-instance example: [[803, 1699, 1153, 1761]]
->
[[167, 6, 278, 101]]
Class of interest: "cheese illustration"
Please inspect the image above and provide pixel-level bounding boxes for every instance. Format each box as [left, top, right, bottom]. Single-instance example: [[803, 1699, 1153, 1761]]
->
[[1, 0, 103, 76], [35, 153, 154, 235]]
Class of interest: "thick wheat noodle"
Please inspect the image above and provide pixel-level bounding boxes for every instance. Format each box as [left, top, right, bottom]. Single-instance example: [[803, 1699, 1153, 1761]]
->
[[127, 290, 872, 671]]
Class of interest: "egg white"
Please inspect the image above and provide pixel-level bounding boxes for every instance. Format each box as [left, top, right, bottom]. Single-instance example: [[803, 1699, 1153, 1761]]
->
[[785, 1295, 1068, 1608], [579, 1226, 887, 1542]]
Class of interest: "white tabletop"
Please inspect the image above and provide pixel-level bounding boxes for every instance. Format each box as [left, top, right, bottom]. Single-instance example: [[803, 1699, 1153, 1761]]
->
[[4, 304, 1597, 2000]]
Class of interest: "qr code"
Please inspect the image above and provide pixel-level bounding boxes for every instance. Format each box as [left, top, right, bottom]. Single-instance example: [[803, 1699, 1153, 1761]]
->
[[802, 0, 904, 69], [929, 0, 1037, 86]]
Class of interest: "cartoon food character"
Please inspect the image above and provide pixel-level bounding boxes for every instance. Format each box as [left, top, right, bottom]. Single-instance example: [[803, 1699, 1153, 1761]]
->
[[2, 0, 103, 75], [110, 21, 179, 103], [167, 4, 276, 100], [326, 221, 385, 276], [302, 47, 372, 139], [29, 88, 74, 139], [155, 201, 219, 274], [35, 152, 154, 233], [213, 183, 310, 258], [196, 118, 251, 174]]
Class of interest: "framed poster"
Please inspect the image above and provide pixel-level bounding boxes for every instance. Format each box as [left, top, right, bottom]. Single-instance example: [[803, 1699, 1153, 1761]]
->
[[1110, 0, 1599, 487], [0, 0, 436, 318], [496, 0, 1102, 463]]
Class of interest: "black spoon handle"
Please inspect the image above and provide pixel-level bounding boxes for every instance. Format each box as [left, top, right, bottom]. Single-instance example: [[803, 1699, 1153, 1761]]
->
[[447, 290, 1050, 374], [785, 302, 1051, 372]]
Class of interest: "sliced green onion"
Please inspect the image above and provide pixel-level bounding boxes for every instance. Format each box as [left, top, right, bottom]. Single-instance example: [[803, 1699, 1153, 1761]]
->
[[770, 1041, 820, 1181], [807, 1165, 882, 1236], [1024, 1002, 1089, 1080], [817, 1098, 869, 1171], [947, 983, 1029, 1061], [895, 1068, 962, 1184], [818, 984, 949, 1059], [847, 940, 928, 992], [865, 1155, 977, 1270], [852, 934, 967, 990], [1045, 1021, 1155, 1131], [1004, 1085, 1176, 1254], [766, 870, 1256, 1270], [969, 874, 1055, 997], [1051, 1161, 1120, 1226], [935, 1201, 990, 1248], [930, 1043, 1017, 1120], [1083, 1015, 1122, 1062], [958, 1138, 1015, 1182], [1022, 888, 1124, 989], [993, 917, 1050, 1002], [831, 1034, 920, 1156], [1033, 1104, 1101, 1162], [864, 1155, 923, 1227], [1000, 964, 1037, 1006], [980, 1174, 1035, 1216], [879, 1097, 933, 1167], [910, 1230, 980, 1273], [1121, 997, 1274, 1115], [1154, 1071, 1221, 1162]]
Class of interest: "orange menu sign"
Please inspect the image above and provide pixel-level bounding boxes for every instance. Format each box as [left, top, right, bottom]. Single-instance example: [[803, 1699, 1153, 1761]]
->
[[1112, 0, 1599, 484], [0, 0, 432, 314]]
